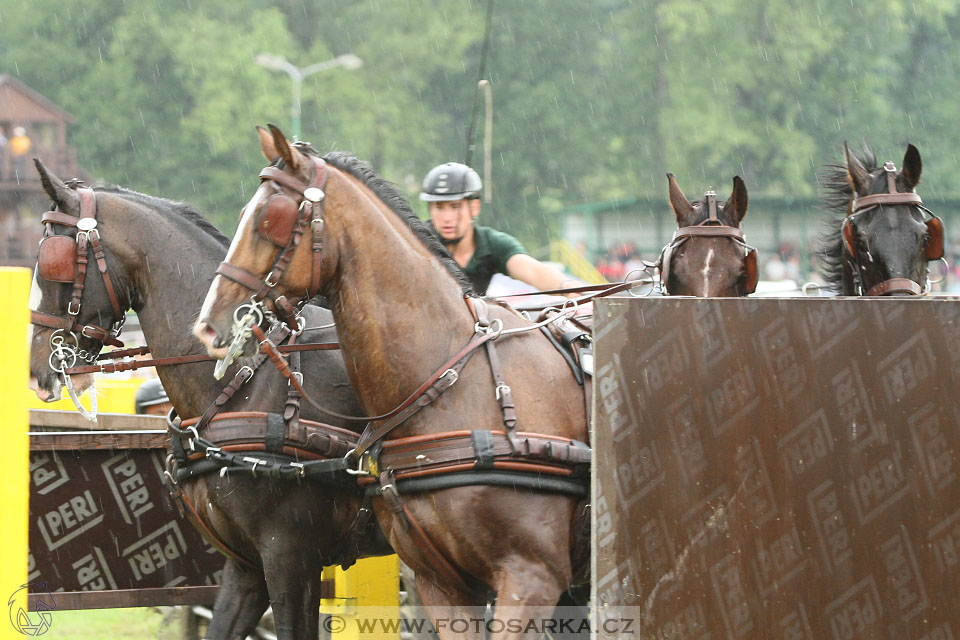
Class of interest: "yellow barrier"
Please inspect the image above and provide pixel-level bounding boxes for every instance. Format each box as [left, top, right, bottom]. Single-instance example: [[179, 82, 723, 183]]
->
[[548, 240, 607, 284], [320, 556, 400, 638], [1, 268, 31, 639], [21, 378, 141, 415]]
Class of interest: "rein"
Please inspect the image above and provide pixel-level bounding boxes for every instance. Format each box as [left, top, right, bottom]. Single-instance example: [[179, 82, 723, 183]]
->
[[844, 161, 944, 296]]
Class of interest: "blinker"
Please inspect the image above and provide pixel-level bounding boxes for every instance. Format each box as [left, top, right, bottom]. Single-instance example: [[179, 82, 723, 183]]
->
[[37, 235, 77, 283]]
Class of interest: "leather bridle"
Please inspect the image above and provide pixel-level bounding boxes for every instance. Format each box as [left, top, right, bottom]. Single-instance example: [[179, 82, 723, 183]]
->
[[657, 191, 758, 295], [31, 185, 126, 371], [215, 154, 328, 330], [843, 161, 944, 296]]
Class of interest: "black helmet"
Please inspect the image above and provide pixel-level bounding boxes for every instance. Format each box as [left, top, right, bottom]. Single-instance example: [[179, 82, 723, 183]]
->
[[419, 162, 482, 202], [135, 377, 169, 414]]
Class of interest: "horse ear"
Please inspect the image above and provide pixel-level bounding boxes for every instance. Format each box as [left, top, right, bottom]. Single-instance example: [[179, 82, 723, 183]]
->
[[844, 141, 869, 195], [901, 143, 922, 190], [267, 123, 301, 171], [257, 125, 279, 163], [666, 173, 696, 225], [723, 176, 748, 225], [34, 157, 80, 214]]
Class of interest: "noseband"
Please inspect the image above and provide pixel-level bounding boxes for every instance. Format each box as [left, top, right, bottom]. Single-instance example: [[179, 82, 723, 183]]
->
[[844, 161, 944, 296], [31, 184, 126, 371], [215, 154, 328, 330], [658, 191, 758, 295]]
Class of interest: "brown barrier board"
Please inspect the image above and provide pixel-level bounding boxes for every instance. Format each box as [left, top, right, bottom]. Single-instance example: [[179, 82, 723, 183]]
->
[[592, 297, 960, 639], [28, 424, 225, 609]]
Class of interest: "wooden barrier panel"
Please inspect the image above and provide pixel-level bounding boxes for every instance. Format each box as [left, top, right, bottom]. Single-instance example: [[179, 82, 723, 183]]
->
[[592, 297, 960, 639]]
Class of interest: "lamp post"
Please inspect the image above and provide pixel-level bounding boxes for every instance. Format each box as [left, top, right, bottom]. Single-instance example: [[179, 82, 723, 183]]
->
[[255, 53, 363, 140]]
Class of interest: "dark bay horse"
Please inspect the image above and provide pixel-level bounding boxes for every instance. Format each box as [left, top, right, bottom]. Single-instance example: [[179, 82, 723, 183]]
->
[[658, 173, 758, 296], [27, 160, 389, 640], [816, 143, 944, 295], [194, 126, 588, 639]]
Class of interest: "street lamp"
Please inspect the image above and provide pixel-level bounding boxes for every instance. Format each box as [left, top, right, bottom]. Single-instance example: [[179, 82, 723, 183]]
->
[[255, 52, 363, 140]]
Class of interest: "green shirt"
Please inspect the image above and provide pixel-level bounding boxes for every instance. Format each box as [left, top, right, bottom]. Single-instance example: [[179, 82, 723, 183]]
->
[[462, 225, 527, 295]]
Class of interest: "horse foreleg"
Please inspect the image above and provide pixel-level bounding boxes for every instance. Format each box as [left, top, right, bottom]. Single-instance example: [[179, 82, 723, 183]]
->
[[204, 558, 269, 640], [261, 549, 323, 640], [414, 572, 487, 640], [490, 561, 567, 640]]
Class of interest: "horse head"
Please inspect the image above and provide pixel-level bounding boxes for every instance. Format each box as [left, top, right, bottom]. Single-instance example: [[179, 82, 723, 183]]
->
[[834, 142, 943, 296], [28, 159, 130, 401], [194, 124, 345, 358], [659, 173, 757, 297], [818, 143, 943, 296]]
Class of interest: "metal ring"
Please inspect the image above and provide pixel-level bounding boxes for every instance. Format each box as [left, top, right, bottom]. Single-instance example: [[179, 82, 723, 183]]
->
[[927, 257, 949, 285], [801, 281, 824, 297]]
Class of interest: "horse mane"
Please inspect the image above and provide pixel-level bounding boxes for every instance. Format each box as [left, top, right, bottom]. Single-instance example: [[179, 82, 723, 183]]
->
[[96, 185, 231, 248], [814, 145, 878, 289], [313, 149, 473, 294]]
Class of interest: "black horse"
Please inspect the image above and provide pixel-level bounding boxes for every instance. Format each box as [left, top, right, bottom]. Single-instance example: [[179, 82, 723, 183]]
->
[[816, 143, 944, 296], [27, 160, 390, 640]]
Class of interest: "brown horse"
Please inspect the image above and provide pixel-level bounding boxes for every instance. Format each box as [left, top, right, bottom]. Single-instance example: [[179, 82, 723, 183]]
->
[[194, 126, 588, 639], [27, 160, 389, 640], [816, 143, 944, 296], [658, 173, 758, 296]]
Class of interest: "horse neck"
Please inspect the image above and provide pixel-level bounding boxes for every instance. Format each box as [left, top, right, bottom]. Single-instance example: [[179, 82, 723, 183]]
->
[[325, 175, 474, 414], [101, 197, 226, 414]]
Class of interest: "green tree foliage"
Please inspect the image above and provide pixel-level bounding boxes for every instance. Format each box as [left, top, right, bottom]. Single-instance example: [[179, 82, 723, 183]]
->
[[2, 0, 960, 242]]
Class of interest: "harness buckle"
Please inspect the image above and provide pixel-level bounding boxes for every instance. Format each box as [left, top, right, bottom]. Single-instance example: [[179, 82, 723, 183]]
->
[[495, 384, 511, 400], [344, 448, 374, 476], [290, 461, 306, 477], [264, 270, 279, 288], [439, 368, 459, 386], [288, 371, 304, 388], [67, 301, 81, 316]]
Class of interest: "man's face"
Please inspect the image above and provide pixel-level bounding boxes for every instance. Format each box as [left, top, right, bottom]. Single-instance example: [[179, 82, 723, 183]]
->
[[142, 401, 173, 417], [428, 198, 479, 245]]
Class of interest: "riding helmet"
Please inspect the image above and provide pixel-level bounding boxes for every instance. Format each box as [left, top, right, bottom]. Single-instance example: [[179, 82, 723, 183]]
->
[[135, 377, 170, 414], [419, 162, 482, 202]]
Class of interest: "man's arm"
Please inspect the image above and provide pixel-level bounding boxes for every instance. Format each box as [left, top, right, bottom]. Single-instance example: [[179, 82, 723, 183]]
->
[[505, 254, 581, 295]]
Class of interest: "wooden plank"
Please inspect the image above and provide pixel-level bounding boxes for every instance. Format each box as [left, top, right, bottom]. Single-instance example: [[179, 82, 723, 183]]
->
[[28, 586, 220, 611], [29, 409, 166, 431], [28, 580, 335, 611], [29, 430, 168, 451]]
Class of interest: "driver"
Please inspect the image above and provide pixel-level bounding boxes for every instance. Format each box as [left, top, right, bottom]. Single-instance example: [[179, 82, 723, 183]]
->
[[420, 162, 580, 296]]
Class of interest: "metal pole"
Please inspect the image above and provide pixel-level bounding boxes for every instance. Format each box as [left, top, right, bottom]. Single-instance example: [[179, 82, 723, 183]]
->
[[291, 72, 303, 140]]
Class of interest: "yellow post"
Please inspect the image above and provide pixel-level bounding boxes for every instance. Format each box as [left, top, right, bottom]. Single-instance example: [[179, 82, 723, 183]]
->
[[1, 268, 31, 639], [320, 555, 401, 639]]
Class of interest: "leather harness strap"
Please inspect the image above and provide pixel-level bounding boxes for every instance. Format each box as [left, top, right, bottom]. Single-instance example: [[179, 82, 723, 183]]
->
[[468, 298, 522, 452], [378, 471, 476, 593]]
